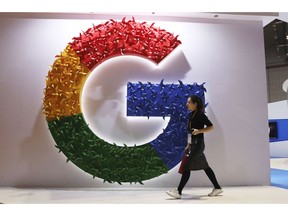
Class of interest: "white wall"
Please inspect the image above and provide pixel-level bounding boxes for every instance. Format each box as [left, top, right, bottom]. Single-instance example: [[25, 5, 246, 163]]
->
[[0, 15, 270, 188]]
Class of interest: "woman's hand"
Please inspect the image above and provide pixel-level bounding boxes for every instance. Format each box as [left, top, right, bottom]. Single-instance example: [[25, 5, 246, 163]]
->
[[192, 126, 214, 135], [192, 128, 200, 135], [184, 145, 191, 154]]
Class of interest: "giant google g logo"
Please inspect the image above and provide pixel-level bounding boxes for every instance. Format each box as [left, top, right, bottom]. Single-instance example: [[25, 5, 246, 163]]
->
[[43, 17, 206, 184]]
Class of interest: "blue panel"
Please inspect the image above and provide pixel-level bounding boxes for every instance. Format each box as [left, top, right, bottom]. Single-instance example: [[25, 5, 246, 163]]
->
[[269, 119, 288, 142], [271, 168, 288, 190]]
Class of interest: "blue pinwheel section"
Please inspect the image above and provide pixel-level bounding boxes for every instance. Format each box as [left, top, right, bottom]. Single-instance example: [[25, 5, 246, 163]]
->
[[127, 80, 206, 169]]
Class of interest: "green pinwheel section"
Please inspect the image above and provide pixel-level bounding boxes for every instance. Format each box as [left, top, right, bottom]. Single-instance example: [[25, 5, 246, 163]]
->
[[48, 113, 169, 184]]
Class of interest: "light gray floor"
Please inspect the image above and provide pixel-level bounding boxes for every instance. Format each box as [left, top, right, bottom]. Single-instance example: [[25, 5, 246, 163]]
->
[[0, 185, 287, 204], [270, 157, 288, 170], [0, 158, 287, 216]]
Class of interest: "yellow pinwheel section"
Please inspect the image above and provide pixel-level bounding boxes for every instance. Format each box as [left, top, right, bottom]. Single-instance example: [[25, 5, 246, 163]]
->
[[43, 45, 90, 121]]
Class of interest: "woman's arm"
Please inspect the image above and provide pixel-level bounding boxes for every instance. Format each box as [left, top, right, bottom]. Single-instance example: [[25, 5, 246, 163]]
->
[[192, 126, 214, 135]]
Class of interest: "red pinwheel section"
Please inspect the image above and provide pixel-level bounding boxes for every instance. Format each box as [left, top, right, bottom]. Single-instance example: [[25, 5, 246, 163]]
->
[[69, 17, 182, 70]]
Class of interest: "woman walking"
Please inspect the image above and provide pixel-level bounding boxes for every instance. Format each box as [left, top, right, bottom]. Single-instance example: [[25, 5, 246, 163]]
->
[[166, 95, 223, 199]]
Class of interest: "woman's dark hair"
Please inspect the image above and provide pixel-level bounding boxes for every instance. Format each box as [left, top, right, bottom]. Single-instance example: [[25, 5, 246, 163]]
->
[[189, 95, 204, 112]]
